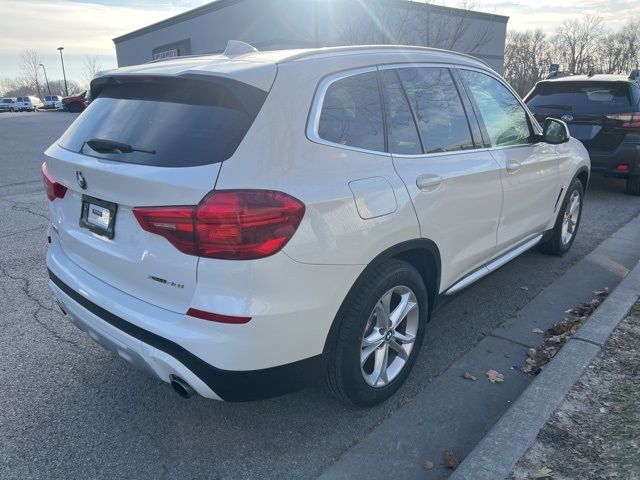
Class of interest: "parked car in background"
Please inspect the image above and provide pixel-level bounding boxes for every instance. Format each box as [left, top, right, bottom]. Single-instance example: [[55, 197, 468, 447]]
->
[[525, 69, 640, 195], [0, 97, 17, 112], [61, 91, 87, 113], [15, 96, 44, 112], [43, 95, 62, 109], [43, 42, 590, 407]]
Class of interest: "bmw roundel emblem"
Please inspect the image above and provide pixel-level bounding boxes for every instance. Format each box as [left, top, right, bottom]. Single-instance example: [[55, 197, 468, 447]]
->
[[76, 170, 87, 189], [561, 115, 574, 122]]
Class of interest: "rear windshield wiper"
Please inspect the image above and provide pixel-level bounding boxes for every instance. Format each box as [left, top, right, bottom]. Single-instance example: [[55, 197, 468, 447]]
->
[[81, 138, 156, 155], [531, 104, 573, 111]]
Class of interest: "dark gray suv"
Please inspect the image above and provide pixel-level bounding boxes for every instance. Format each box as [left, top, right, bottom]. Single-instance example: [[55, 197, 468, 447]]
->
[[525, 70, 640, 195]]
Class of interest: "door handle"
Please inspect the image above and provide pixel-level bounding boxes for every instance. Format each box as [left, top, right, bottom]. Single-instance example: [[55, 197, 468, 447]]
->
[[416, 175, 443, 192], [506, 159, 521, 172]]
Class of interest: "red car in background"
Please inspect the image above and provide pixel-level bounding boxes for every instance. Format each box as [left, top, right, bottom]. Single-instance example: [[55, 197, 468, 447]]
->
[[61, 91, 87, 113]]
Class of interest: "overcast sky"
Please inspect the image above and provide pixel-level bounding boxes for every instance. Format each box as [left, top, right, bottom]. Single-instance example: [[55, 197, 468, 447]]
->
[[1, 0, 638, 90]]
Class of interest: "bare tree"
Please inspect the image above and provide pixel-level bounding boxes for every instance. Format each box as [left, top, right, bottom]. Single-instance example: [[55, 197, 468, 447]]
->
[[330, 0, 497, 55], [502, 15, 640, 96], [49, 79, 82, 96], [417, 1, 496, 54], [596, 18, 640, 74], [81, 54, 102, 88], [503, 29, 552, 96], [597, 31, 630, 74], [332, 1, 417, 45], [18, 49, 42, 97], [552, 15, 605, 73]]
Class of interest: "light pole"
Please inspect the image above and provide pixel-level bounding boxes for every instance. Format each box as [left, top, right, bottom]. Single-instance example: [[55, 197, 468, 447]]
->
[[57, 47, 69, 96], [39, 64, 51, 96]]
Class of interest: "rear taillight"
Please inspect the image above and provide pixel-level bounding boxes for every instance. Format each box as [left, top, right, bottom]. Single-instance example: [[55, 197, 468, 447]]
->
[[133, 190, 305, 260], [605, 113, 640, 128], [42, 162, 67, 201]]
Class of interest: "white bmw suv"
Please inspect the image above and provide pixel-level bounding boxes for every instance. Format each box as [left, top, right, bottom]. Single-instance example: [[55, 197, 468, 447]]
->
[[43, 42, 590, 407]]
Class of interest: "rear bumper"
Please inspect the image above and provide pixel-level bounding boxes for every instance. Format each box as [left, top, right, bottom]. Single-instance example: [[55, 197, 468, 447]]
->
[[589, 140, 640, 176], [49, 269, 330, 401]]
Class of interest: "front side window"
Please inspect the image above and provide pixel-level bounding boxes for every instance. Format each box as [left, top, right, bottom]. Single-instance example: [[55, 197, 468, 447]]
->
[[459, 70, 532, 147], [317, 71, 385, 152]]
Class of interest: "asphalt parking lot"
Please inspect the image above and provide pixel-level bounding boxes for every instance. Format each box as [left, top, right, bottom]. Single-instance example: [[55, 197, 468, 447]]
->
[[1, 111, 640, 479]]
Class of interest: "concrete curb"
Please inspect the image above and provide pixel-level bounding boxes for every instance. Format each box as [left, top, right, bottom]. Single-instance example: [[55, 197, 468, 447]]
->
[[448, 259, 640, 480]]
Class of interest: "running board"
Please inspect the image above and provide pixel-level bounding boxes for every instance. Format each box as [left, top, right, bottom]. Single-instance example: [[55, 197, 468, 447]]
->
[[445, 234, 543, 295]]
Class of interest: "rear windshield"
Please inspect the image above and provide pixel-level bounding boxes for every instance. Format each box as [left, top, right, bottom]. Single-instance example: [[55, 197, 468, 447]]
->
[[58, 76, 267, 167], [526, 81, 635, 114]]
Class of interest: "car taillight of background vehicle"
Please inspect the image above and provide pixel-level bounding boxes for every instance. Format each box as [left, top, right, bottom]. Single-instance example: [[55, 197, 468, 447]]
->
[[133, 190, 305, 260], [605, 113, 640, 128], [42, 163, 67, 201]]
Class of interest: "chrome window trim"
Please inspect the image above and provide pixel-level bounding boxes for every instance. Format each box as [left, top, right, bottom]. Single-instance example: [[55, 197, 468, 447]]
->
[[306, 62, 536, 157], [306, 66, 387, 155]]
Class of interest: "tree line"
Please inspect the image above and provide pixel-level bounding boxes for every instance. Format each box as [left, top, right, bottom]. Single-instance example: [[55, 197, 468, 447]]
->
[[504, 15, 640, 97], [0, 49, 102, 99], [5, 10, 638, 102]]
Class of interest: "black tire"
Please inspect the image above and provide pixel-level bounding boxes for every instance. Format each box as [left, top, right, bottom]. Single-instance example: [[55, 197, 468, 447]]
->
[[323, 259, 428, 407], [69, 102, 81, 113], [539, 178, 584, 256], [625, 175, 640, 196]]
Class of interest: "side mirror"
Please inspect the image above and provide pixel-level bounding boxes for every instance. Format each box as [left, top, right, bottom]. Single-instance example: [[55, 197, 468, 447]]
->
[[543, 118, 570, 144]]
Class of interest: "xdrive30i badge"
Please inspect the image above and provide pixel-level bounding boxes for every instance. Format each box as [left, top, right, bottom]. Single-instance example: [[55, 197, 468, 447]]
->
[[76, 170, 87, 189], [148, 275, 185, 289]]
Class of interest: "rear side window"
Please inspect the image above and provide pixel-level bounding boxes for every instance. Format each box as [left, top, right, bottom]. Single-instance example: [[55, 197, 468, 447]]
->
[[317, 71, 385, 152], [392, 67, 474, 154], [526, 81, 635, 114], [380, 70, 422, 155], [57, 76, 267, 167]]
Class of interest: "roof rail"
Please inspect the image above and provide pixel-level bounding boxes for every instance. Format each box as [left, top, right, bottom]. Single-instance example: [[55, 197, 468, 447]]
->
[[546, 63, 574, 79], [546, 70, 574, 79]]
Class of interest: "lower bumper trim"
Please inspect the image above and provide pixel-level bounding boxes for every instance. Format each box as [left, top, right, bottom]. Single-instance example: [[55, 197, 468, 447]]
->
[[48, 269, 329, 402]]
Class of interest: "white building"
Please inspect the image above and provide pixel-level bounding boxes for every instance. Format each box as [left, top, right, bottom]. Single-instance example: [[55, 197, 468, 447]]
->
[[114, 0, 508, 73]]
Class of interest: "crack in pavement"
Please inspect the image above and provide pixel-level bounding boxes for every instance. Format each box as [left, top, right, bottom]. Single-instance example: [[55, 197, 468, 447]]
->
[[0, 263, 80, 349], [8, 201, 50, 223]]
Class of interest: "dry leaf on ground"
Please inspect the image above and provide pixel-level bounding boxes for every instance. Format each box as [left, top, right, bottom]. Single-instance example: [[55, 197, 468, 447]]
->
[[528, 466, 554, 478], [420, 460, 434, 470], [443, 450, 460, 469], [486, 369, 504, 383], [522, 293, 610, 375], [463, 372, 477, 381]]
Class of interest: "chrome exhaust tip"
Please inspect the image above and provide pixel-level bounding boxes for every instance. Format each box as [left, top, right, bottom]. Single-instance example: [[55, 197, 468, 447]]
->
[[169, 375, 196, 399]]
